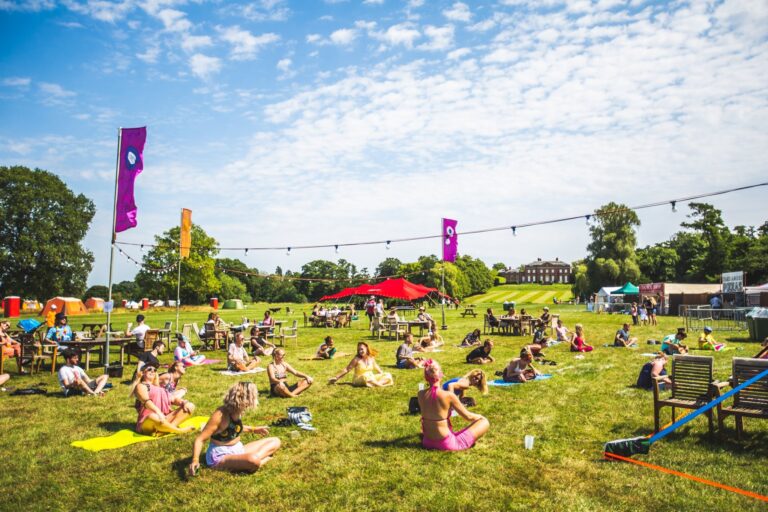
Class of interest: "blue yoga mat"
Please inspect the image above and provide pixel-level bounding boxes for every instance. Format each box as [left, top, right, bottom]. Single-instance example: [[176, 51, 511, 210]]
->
[[489, 374, 553, 386]]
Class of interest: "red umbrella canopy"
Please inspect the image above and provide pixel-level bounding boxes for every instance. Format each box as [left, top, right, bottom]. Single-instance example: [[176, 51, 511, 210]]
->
[[363, 278, 439, 301], [319, 283, 373, 302]]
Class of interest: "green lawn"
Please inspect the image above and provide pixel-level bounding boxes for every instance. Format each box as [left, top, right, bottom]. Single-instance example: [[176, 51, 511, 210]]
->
[[0, 298, 765, 512], [468, 283, 574, 306]]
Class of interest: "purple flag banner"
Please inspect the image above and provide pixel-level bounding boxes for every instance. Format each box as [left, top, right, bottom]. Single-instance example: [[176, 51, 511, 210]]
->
[[442, 218, 458, 263], [114, 127, 146, 233]]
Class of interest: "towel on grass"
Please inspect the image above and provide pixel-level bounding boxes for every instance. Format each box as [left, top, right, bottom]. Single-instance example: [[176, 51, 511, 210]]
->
[[71, 416, 209, 452], [489, 374, 553, 387], [220, 367, 266, 376], [201, 359, 222, 365]]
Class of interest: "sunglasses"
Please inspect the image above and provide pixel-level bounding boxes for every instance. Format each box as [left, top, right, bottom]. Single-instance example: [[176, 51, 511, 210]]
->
[[144, 367, 157, 373]]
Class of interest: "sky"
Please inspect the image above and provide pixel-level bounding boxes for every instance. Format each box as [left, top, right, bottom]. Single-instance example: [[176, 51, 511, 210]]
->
[[1, 0, 767, 287]]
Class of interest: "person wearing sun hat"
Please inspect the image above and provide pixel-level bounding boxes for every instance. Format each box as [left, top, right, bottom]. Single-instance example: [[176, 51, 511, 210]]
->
[[661, 327, 688, 355], [698, 326, 725, 351], [45, 304, 58, 328]]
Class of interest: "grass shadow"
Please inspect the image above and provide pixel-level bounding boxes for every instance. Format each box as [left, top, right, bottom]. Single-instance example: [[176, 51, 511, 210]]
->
[[97, 421, 134, 432], [363, 434, 422, 449]]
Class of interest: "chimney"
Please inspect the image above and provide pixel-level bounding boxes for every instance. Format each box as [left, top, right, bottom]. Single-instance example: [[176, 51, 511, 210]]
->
[[537, 257, 541, 261], [556, 257, 559, 261]]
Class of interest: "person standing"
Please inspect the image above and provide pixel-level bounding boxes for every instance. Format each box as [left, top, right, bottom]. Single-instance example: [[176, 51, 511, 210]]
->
[[128, 314, 151, 349], [630, 303, 639, 326], [365, 296, 377, 327], [45, 304, 58, 328]]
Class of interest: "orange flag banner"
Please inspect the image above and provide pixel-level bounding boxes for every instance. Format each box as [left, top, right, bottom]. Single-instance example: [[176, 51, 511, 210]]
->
[[180, 208, 192, 259]]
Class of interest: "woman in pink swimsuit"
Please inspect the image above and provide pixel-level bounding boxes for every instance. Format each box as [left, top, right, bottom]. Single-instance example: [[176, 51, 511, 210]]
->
[[418, 360, 489, 451]]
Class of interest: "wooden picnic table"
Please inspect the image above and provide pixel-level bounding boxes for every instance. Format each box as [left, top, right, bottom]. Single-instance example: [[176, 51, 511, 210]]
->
[[60, 336, 133, 371], [406, 320, 429, 337], [461, 307, 477, 318], [81, 323, 114, 334]]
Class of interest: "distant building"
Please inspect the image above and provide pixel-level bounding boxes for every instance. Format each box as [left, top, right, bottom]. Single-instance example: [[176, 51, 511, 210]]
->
[[499, 258, 571, 284]]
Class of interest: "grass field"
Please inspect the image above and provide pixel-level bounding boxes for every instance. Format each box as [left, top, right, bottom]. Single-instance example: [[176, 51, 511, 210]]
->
[[467, 283, 574, 306], [0, 292, 766, 512]]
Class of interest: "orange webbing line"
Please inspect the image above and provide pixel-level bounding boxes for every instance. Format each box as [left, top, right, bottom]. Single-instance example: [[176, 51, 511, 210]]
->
[[603, 452, 768, 503]]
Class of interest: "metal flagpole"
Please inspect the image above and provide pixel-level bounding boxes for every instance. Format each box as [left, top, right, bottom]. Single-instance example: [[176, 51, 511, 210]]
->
[[441, 263, 447, 330], [105, 127, 123, 369], [176, 209, 182, 333]]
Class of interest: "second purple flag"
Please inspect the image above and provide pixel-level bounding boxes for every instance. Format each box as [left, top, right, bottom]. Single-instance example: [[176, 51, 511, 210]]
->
[[442, 218, 458, 262], [115, 126, 147, 233]]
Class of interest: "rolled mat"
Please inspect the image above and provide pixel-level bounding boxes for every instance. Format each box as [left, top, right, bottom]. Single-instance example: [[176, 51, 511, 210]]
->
[[71, 416, 209, 452], [489, 374, 553, 386]]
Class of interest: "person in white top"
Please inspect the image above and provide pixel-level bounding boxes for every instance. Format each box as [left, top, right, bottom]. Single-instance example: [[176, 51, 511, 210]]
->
[[58, 349, 109, 397], [128, 314, 151, 349], [228, 333, 260, 372], [375, 299, 385, 318]]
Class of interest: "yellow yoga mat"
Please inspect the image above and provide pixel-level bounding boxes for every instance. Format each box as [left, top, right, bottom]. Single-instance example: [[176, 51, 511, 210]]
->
[[71, 416, 209, 452]]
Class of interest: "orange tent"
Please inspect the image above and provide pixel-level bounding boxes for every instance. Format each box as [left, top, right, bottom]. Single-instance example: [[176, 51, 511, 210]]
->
[[85, 297, 105, 312], [39, 297, 88, 317]]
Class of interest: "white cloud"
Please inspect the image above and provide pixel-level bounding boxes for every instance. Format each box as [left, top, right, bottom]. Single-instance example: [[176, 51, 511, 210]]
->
[[156, 8, 191, 32], [306, 34, 323, 44], [0, 0, 54, 12], [57, 20, 84, 28], [136, 46, 161, 63], [420, 25, 454, 51], [219, 26, 280, 60], [39, 82, 76, 97], [181, 34, 213, 52], [240, 0, 290, 21], [447, 48, 471, 60], [277, 58, 292, 72], [443, 2, 471, 22], [189, 53, 221, 79], [363, 0, 384, 4], [330, 28, 357, 45], [372, 23, 420, 48], [2, 76, 31, 87], [62, 0, 133, 22]]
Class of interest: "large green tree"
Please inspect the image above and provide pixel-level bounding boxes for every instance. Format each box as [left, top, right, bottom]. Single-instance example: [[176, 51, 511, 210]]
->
[[135, 224, 219, 304], [455, 255, 494, 295], [0, 166, 95, 299], [374, 257, 403, 278], [585, 202, 641, 291], [637, 244, 680, 283], [679, 202, 730, 282]]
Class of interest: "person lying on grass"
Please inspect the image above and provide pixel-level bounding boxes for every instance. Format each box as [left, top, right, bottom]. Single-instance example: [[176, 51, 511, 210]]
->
[[329, 342, 393, 388], [418, 359, 489, 451], [443, 369, 488, 398], [636, 352, 672, 390], [416, 331, 444, 352], [661, 328, 688, 355], [614, 323, 638, 348], [131, 364, 195, 435], [466, 340, 495, 364], [396, 334, 425, 369], [698, 326, 726, 351], [460, 329, 482, 347], [228, 333, 261, 373], [268, 348, 313, 398], [249, 327, 275, 357], [501, 348, 541, 383], [570, 324, 593, 352], [58, 348, 110, 397], [189, 382, 280, 475], [174, 334, 205, 366], [159, 361, 187, 401]]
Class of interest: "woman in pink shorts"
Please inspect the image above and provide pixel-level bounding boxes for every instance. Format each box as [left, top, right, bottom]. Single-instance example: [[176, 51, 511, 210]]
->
[[418, 360, 489, 451]]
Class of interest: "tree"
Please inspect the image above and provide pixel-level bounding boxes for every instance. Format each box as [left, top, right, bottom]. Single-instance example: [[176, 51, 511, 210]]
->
[[83, 285, 109, 300], [679, 202, 730, 282], [728, 223, 768, 284], [571, 261, 590, 299], [426, 262, 470, 299], [492, 262, 507, 271], [219, 273, 250, 302], [112, 280, 139, 303], [637, 244, 679, 283], [375, 257, 403, 278], [455, 255, 494, 295], [135, 224, 220, 304], [585, 202, 641, 291], [667, 231, 708, 282], [0, 166, 95, 299]]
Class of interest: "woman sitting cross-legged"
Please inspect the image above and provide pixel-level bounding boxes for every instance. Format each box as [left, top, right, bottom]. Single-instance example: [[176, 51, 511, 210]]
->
[[419, 360, 489, 451], [228, 333, 261, 373], [189, 382, 281, 475], [570, 324, 593, 353], [159, 361, 187, 401], [174, 334, 205, 366], [501, 348, 541, 383], [131, 365, 196, 435], [443, 369, 488, 398], [267, 348, 313, 398], [329, 342, 394, 388], [249, 327, 276, 357]]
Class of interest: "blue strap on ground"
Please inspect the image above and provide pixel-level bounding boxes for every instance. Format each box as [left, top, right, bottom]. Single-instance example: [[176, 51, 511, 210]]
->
[[648, 367, 768, 444]]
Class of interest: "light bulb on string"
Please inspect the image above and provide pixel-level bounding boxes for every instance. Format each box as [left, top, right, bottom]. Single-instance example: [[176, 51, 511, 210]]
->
[[286, 247, 291, 256], [140, 244, 144, 253], [334, 245, 339, 254], [511, 226, 517, 237], [671, 201, 677, 213], [585, 214, 591, 225], [245, 248, 248, 256], [386, 241, 391, 250]]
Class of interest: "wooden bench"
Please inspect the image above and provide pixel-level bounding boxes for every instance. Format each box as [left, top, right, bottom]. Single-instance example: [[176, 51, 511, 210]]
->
[[653, 354, 719, 435], [717, 357, 768, 439], [461, 307, 477, 318]]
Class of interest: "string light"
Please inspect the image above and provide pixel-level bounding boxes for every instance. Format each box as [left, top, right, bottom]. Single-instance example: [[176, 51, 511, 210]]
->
[[511, 226, 517, 236], [671, 201, 677, 212], [585, 214, 591, 225], [386, 241, 391, 250], [286, 247, 291, 256], [335, 245, 339, 254]]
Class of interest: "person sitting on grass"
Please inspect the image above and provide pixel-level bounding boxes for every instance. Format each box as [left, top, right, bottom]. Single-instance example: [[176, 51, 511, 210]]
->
[[131, 364, 195, 435], [305, 336, 347, 360], [396, 334, 424, 369], [614, 323, 638, 348], [570, 324, 593, 352], [46, 314, 73, 345], [443, 369, 488, 398], [228, 333, 260, 373], [189, 382, 280, 475], [460, 329, 482, 347], [159, 361, 187, 401], [137, 340, 166, 374], [0, 319, 23, 373], [329, 342, 394, 388], [636, 353, 672, 390], [754, 337, 768, 359], [249, 327, 276, 358], [554, 319, 572, 343], [466, 340, 495, 364], [267, 348, 313, 398], [417, 331, 444, 352], [661, 328, 688, 355], [501, 348, 541, 383], [58, 349, 110, 397], [418, 359, 489, 451], [174, 334, 205, 366], [698, 326, 726, 351]]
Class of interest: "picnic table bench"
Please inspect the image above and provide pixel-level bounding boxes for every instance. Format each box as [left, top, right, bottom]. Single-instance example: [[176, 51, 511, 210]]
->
[[461, 306, 477, 318]]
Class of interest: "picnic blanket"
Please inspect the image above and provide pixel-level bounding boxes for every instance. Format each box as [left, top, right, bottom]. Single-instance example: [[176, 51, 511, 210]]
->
[[220, 367, 266, 376], [201, 359, 222, 365], [71, 416, 209, 452], [489, 374, 553, 387]]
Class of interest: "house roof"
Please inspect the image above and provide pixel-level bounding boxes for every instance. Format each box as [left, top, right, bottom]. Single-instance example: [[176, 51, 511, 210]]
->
[[524, 259, 570, 267]]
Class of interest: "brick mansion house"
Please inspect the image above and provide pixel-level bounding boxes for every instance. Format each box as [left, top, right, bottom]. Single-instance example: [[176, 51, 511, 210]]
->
[[499, 258, 572, 284]]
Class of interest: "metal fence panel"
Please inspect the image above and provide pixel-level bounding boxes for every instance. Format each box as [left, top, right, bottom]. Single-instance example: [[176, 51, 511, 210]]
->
[[682, 306, 749, 332]]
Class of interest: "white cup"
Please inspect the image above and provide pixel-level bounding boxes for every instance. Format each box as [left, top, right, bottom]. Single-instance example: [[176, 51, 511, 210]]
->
[[524, 435, 534, 450], [418, 383, 425, 391]]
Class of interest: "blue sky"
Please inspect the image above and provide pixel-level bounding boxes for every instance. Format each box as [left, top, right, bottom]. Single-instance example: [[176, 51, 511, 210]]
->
[[1, 0, 767, 287]]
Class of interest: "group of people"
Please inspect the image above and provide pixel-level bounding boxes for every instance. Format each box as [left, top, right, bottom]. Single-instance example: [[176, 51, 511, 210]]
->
[[629, 298, 658, 326]]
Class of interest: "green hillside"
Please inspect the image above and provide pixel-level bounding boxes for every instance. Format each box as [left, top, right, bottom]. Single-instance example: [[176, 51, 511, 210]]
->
[[467, 284, 573, 305]]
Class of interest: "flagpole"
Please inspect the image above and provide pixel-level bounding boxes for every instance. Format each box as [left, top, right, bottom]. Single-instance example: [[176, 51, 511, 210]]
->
[[441, 264, 447, 330], [105, 127, 123, 370], [176, 209, 182, 333]]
